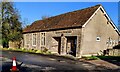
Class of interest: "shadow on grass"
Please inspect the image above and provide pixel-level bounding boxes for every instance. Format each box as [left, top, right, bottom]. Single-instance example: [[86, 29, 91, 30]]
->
[[97, 56, 120, 66]]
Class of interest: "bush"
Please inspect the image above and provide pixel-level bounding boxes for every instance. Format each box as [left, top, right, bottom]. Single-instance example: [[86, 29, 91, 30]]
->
[[28, 49, 37, 53], [42, 47, 48, 53], [113, 44, 120, 49]]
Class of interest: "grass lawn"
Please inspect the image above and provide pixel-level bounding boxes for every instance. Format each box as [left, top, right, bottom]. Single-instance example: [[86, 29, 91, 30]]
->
[[97, 56, 120, 61], [96, 56, 120, 66]]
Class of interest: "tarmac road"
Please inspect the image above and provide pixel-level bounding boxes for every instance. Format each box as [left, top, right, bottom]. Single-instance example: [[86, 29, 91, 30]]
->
[[1, 50, 116, 72]]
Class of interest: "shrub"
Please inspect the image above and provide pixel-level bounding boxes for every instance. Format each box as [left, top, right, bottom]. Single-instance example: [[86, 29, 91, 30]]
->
[[28, 49, 37, 53], [113, 44, 120, 49], [34, 49, 37, 52], [42, 47, 48, 53]]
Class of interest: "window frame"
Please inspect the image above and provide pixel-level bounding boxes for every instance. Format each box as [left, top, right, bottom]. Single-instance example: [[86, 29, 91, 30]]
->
[[32, 33, 37, 46], [96, 36, 101, 41], [41, 33, 46, 46], [25, 34, 29, 45]]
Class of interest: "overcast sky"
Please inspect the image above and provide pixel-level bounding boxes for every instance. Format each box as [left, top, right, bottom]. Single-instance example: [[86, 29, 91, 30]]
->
[[14, 2, 118, 27]]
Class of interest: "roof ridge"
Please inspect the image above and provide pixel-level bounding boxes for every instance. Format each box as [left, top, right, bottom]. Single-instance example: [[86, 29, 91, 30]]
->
[[43, 4, 101, 21], [30, 4, 101, 24]]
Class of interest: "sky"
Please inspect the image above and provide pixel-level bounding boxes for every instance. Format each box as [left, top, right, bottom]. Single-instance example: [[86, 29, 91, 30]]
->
[[14, 2, 118, 27]]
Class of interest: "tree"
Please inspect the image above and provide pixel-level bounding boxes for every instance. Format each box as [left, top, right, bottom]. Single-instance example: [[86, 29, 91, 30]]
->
[[0, 2, 2, 47], [1, 2, 22, 48], [41, 15, 49, 20], [41, 15, 50, 28]]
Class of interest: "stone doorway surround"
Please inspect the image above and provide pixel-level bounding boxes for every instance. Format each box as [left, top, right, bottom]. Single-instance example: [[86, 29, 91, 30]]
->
[[53, 35, 77, 57]]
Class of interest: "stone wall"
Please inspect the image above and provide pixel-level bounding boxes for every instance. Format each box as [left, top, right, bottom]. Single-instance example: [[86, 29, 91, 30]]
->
[[23, 28, 82, 57], [45, 28, 82, 57], [9, 41, 22, 48]]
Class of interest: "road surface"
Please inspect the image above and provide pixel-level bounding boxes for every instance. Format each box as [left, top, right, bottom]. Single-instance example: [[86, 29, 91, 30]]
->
[[1, 50, 119, 72]]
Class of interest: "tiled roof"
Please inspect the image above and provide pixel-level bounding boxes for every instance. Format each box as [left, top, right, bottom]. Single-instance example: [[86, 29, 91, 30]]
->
[[23, 4, 101, 33]]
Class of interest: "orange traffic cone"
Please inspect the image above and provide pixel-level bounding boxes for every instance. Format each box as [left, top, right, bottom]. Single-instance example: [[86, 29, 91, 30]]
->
[[10, 57, 19, 72]]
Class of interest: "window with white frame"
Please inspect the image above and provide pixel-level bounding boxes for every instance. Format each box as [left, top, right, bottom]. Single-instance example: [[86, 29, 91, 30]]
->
[[96, 36, 100, 41], [32, 33, 37, 46], [26, 34, 29, 45], [41, 33, 45, 46], [106, 37, 114, 46]]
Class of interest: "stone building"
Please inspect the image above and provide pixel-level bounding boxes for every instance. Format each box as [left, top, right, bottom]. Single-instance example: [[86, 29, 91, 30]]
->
[[23, 4, 120, 58]]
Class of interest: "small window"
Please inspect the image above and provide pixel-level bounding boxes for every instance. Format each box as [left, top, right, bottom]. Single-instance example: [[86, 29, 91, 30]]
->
[[96, 37, 100, 41]]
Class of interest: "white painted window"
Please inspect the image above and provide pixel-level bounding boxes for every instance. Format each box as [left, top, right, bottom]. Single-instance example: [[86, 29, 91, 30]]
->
[[96, 37, 100, 41], [41, 33, 46, 46], [26, 34, 29, 45], [32, 33, 37, 46]]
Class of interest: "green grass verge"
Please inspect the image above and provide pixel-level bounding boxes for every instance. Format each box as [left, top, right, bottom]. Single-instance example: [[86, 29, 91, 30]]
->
[[82, 56, 120, 61], [0, 48, 77, 60], [82, 56, 100, 60], [96, 56, 120, 61], [0, 48, 52, 55]]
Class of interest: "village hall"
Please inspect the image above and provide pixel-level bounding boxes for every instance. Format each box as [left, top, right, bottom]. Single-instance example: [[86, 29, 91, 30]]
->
[[23, 4, 120, 58]]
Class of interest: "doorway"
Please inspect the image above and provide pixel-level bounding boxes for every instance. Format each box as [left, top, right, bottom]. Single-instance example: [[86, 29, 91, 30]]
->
[[53, 36, 77, 56], [53, 37, 61, 54], [67, 36, 77, 57]]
